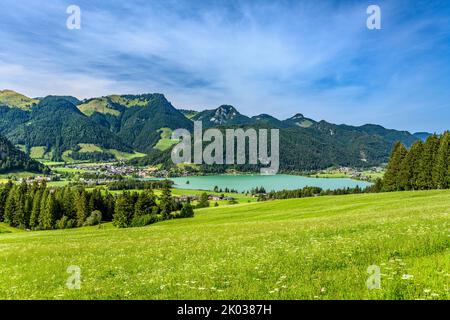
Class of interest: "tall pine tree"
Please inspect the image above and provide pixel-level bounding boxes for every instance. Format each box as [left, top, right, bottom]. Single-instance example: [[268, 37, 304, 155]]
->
[[432, 131, 450, 189], [75, 189, 89, 227], [417, 134, 440, 189], [383, 142, 408, 191], [134, 189, 157, 218], [399, 141, 423, 190], [40, 191, 57, 230], [0, 180, 13, 221], [30, 188, 43, 230], [113, 192, 135, 228], [159, 184, 173, 219]]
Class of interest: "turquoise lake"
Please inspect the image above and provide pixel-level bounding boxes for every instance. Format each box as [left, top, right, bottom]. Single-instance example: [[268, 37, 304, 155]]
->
[[168, 175, 372, 192]]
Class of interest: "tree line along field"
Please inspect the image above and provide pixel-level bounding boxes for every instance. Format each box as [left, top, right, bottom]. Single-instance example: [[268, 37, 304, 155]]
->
[[0, 189, 448, 300]]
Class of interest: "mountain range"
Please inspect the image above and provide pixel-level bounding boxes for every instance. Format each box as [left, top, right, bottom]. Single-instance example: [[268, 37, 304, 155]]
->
[[0, 89, 431, 171]]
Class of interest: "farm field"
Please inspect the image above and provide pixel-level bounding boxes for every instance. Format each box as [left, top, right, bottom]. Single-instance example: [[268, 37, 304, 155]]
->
[[0, 190, 448, 300]]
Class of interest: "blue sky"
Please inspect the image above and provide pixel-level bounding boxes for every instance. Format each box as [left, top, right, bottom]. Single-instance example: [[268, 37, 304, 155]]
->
[[0, 0, 449, 132]]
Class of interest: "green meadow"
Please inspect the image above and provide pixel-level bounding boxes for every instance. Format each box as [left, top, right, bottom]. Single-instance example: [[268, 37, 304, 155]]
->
[[154, 127, 178, 151], [0, 190, 448, 300]]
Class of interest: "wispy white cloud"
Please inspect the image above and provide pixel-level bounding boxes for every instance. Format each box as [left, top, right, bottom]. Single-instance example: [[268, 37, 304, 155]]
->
[[0, 0, 449, 132]]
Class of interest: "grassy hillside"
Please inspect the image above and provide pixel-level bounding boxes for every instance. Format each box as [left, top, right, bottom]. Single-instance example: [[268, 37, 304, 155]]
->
[[0, 190, 448, 299], [0, 90, 38, 109], [154, 128, 178, 151], [77, 98, 121, 117], [78, 94, 193, 153], [58, 144, 145, 162], [0, 223, 24, 234]]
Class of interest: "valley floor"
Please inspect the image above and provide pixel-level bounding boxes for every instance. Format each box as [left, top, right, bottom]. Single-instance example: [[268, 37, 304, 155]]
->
[[0, 190, 448, 299]]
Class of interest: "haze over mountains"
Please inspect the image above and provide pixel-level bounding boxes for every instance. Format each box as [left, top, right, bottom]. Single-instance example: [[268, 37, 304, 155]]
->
[[0, 89, 430, 171]]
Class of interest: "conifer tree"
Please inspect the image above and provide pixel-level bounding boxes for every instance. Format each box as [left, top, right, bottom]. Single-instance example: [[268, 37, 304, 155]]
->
[[105, 191, 116, 221], [134, 189, 157, 218], [383, 142, 408, 191], [432, 131, 450, 189], [159, 184, 174, 219], [180, 200, 194, 218], [53, 188, 64, 222], [23, 194, 33, 229], [75, 189, 89, 227], [40, 192, 56, 230], [30, 188, 43, 230], [0, 180, 13, 221], [399, 141, 423, 190], [38, 188, 49, 230], [62, 186, 76, 220], [4, 186, 18, 225], [113, 192, 135, 228], [9, 181, 28, 228], [418, 134, 440, 189]]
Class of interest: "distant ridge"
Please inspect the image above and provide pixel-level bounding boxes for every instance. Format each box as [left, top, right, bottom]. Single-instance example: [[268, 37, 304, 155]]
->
[[0, 89, 39, 110], [0, 89, 433, 170]]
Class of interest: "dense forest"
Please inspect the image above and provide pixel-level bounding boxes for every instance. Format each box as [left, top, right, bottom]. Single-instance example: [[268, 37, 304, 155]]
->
[[107, 179, 174, 190], [131, 121, 423, 172], [0, 135, 49, 174], [382, 133, 450, 191], [0, 98, 133, 162], [1, 90, 426, 171], [254, 184, 379, 201], [0, 181, 193, 230]]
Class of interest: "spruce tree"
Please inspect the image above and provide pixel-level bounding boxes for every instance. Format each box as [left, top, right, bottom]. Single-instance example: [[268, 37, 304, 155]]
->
[[432, 131, 450, 189], [399, 141, 423, 190], [383, 142, 408, 191], [159, 184, 174, 219], [30, 189, 42, 230], [9, 181, 28, 228], [23, 194, 33, 229], [0, 180, 13, 221], [62, 186, 76, 220], [75, 190, 89, 227], [4, 186, 18, 225], [40, 192, 57, 230], [135, 189, 157, 218], [113, 192, 134, 228], [53, 188, 64, 222], [180, 200, 194, 218], [104, 191, 115, 221], [38, 188, 49, 230], [418, 134, 440, 189]]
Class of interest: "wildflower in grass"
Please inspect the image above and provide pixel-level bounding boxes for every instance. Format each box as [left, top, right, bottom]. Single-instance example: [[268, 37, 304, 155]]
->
[[401, 274, 413, 280]]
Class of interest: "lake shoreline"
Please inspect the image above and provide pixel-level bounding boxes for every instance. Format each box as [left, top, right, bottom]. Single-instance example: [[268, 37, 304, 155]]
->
[[167, 174, 372, 193]]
